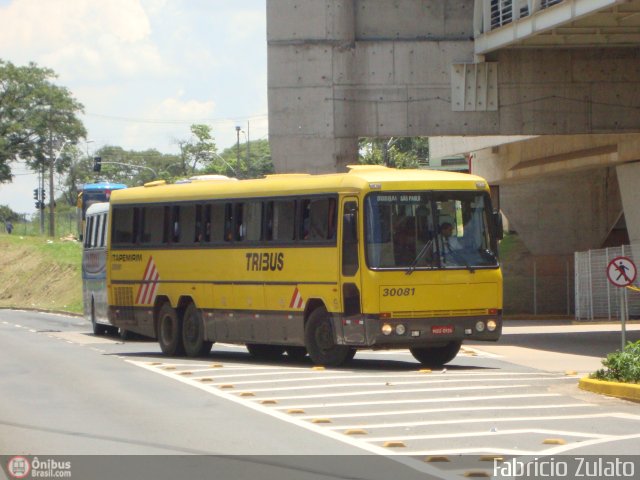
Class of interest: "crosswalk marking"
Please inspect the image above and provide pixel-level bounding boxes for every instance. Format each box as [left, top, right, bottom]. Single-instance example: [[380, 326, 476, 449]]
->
[[275, 392, 563, 410], [296, 403, 595, 420]]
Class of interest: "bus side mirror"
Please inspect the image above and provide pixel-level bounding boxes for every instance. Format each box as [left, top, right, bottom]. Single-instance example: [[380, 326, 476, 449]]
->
[[493, 210, 504, 240]]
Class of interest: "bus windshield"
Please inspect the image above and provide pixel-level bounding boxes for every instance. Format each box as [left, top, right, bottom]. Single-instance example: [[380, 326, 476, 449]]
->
[[364, 191, 498, 270]]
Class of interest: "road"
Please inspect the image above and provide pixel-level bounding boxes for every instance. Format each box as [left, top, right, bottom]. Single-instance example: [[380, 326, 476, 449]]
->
[[1, 309, 639, 480]]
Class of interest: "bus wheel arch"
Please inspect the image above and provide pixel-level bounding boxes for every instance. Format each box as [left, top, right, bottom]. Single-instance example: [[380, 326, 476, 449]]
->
[[156, 300, 185, 356], [181, 301, 213, 358], [304, 304, 353, 367]]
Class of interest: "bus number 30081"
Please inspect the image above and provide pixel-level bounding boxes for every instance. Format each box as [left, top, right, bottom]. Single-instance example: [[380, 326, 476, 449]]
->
[[382, 287, 416, 297]]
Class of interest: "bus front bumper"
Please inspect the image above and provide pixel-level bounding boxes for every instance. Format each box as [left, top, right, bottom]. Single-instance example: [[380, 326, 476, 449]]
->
[[337, 313, 502, 348]]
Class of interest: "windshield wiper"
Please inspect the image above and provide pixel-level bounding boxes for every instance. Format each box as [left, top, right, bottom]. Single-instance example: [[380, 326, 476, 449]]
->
[[405, 239, 434, 275]]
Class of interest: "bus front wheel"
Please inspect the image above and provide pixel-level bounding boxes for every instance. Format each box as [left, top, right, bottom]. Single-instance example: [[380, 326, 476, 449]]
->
[[158, 303, 185, 356], [410, 341, 462, 366], [304, 307, 353, 367], [182, 303, 213, 357]]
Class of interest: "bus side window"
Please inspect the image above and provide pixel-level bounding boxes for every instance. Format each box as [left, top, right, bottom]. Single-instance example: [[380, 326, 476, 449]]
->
[[85, 217, 93, 248], [234, 203, 245, 241], [301, 197, 332, 241], [210, 203, 225, 242], [223, 203, 234, 242], [171, 206, 180, 243], [112, 207, 134, 244], [133, 207, 144, 244], [99, 214, 106, 247], [271, 200, 295, 242], [195, 205, 203, 243], [179, 205, 196, 244], [244, 201, 262, 242], [142, 206, 163, 244], [203, 204, 212, 242]]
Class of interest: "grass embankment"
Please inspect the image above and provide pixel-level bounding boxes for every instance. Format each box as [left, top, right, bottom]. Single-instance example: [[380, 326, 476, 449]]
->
[[0, 233, 82, 313]]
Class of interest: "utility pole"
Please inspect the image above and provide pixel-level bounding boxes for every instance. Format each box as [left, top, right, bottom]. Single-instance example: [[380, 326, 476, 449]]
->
[[39, 163, 45, 235], [235, 126, 241, 176], [246, 120, 250, 165], [48, 125, 55, 237]]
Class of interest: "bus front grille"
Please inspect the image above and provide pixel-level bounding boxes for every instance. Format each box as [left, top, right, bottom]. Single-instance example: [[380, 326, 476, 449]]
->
[[391, 309, 488, 319]]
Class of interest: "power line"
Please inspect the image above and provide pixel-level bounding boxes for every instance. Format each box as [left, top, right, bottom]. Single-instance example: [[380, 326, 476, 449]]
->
[[85, 112, 269, 126]]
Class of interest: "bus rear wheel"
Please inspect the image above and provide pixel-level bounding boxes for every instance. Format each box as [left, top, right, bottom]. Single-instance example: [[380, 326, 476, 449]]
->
[[304, 306, 353, 367], [410, 341, 462, 366], [246, 344, 285, 360], [182, 304, 213, 357], [158, 303, 185, 356]]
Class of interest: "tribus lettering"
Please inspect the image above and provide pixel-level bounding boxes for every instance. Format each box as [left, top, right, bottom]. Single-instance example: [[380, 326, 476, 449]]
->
[[246, 252, 285, 271]]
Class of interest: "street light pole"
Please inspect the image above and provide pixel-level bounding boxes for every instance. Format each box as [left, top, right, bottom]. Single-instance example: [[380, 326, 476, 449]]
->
[[235, 126, 241, 176]]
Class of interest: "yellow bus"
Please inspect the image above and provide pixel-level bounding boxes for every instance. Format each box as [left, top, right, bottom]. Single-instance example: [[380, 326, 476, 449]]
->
[[106, 166, 503, 366]]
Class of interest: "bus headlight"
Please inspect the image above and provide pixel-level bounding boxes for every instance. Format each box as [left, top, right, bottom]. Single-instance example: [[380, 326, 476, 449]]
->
[[381, 324, 393, 336], [395, 324, 406, 335], [487, 320, 497, 332], [475, 321, 485, 332]]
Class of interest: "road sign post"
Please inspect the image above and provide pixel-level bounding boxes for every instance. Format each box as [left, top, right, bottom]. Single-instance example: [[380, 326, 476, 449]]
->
[[606, 256, 637, 350]]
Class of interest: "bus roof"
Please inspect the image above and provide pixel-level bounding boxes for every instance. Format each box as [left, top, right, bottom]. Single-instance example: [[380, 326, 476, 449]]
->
[[82, 182, 128, 191], [85, 202, 110, 216], [109, 166, 489, 205]]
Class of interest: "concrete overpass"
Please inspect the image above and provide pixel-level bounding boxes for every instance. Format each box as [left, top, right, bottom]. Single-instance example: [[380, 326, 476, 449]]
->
[[267, 0, 640, 313]]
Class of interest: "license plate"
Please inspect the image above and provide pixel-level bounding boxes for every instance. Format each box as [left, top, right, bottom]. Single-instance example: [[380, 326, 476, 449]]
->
[[432, 325, 454, 335]]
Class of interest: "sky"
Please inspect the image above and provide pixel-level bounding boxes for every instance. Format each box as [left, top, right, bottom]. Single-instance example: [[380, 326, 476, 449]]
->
[[0, 0, 268, 213]]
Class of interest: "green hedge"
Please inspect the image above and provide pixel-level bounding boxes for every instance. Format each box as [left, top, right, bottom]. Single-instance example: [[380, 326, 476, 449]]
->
[[591, 340, 640, 384]]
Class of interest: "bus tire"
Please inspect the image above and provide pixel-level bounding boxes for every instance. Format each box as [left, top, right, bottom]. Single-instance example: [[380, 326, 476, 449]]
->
[[246, 344, 285, 360], [182, 303, 213, 357], [285, 346, 308, 361], [91, 298, 106, 336], [410, 341, 462, 366], [304, 306, 352, 367], [158, 303, 185, 356]]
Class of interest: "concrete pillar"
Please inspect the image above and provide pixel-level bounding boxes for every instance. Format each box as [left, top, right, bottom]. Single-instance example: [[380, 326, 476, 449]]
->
[[616, 162, 640, 245], [500, 168, 623, 255], [267, 0, 359, 173]]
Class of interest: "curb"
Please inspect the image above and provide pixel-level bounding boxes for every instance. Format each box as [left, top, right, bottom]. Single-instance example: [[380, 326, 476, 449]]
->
[[579, 376, 640, 403]]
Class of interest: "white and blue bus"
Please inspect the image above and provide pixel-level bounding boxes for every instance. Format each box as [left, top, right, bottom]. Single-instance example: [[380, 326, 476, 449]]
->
[[83, 202, 117, 335]]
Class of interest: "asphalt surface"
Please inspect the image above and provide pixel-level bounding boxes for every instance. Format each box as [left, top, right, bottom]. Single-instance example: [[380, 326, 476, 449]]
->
[[1, 309, 639, 480]]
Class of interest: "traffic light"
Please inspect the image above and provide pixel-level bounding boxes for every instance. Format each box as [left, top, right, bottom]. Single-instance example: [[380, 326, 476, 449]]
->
[[41, 188, 45, 202], [93, 156, 102, 172], [35, 201, 42, 210], [33, 188, 39, 200]]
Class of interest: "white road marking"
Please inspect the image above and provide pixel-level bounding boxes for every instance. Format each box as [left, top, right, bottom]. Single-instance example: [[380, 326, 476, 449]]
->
[[297, 403, 595, 421], [204, 371, 566, 386], [364, 428, 613, 443], [527, 432, 640, 456], [127, 359, 458, 480], [258, 384, 534, 401], [222, 376, 573, 392], [361, 414, 640, 440], [275, 393, 563, 410]]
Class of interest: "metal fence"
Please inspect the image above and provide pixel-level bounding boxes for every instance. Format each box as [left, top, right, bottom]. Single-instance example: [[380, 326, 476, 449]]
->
[[575, 244, 640, 321], [3, 211, 78, 239]]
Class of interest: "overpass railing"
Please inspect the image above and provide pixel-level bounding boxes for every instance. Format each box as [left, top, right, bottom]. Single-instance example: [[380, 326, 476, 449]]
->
[[474, 0, 565, 35], [575, 244, 640, 321]]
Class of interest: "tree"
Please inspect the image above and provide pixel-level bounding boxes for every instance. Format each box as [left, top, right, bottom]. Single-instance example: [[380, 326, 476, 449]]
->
[[0, 60, 85, 183], [359, 137, 429, 169], [204, 138, 274, 179], [0, 59, 86, 236], [0, 204, 19, 223], [177, 124, 217, 176]]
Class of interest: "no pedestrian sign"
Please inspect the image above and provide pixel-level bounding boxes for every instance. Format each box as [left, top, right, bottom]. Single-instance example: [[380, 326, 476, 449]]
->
[[606, 256, 637, 287]]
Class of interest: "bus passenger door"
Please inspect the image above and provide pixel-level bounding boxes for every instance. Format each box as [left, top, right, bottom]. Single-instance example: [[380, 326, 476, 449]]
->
[[340, 198, 364, 345]]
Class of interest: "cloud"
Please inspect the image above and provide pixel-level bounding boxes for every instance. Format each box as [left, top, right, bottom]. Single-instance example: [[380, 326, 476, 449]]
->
[[0, 0, 169, 81]]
